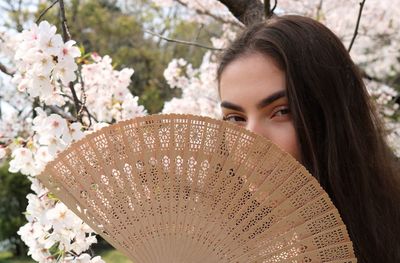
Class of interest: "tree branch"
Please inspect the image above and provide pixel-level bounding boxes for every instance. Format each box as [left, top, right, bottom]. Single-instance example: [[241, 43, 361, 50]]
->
[[0, 62, 14, 76], [218, 0, 264, 26], [32, 98, 40, 119], [144, 30, 224, 51], [264, 0, 277, 19], [77, 68, 96, 127], [316, 0, 324, 20], [36, 0, 59, 23], [359, 68, 383, 83], [348, 0, 366, 52], [16, 0, 23, 31], [271, 0, 278, 15], [58, 0, 83, 122], [264, 0, 270, 18], [175, 0, 244, 29], [59, 0, 72, 42], [47, 105, 77, 121]]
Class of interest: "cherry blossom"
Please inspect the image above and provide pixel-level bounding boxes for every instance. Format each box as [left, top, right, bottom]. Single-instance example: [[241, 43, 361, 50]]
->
[[12, 20, 80, 106], [9, 147, 36, 175], [73, 54, 146, 123], [162, 51, 221, 118]]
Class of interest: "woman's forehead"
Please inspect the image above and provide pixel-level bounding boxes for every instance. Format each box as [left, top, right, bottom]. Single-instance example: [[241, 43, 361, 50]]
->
[[219, 53, 286, 106]]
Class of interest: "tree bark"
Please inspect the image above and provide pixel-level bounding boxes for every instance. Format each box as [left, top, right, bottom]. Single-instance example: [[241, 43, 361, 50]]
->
[[0, 62, 14, 76], [218, 0, 264, 26]]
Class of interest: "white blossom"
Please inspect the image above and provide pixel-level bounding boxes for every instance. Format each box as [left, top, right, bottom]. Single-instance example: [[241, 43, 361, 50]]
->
[[9, 147, 37, 175], [121, 94, 147, 120], [72, 54, 146, 123], [162, 51, 221, 119], [12, 20, 80, 106]]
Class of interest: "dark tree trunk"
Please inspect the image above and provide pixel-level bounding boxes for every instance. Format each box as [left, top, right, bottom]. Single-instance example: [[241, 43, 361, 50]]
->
[[218, 0, 264, 26]]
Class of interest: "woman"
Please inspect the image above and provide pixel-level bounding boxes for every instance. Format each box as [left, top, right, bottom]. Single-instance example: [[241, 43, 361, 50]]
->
[[217, 15, 400, 262]]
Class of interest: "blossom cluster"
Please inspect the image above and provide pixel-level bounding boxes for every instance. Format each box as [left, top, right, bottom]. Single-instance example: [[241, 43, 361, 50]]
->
[[160, 25, 237, 118], [72, 53, 147, 124], [0, 30, 34, 149], [11, 21, 81, 106], [0, 80, 33, 166], [8, 52, 148, 262], [365, 80, 400, 156], [5, 22, 146, 258], [276, 0, 400, 79], [7, 107, 104, 262], [1, 20, 147, 263], [162, 51, 221, 118], [0, 29, 18, 65], [366, 80, 399, 118], [9, 107, 85, 176], [17, 186, 101, 263]]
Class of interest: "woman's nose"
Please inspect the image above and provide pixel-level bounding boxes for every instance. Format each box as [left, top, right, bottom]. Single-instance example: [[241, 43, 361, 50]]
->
[[245, 119, 264, 137]]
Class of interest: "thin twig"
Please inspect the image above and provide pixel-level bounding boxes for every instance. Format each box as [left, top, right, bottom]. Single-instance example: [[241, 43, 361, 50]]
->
[[77, 67, 95, 127], [194, 24, 204, 42], [360, 68, 383, 83], [270, 0, 278, 15], [144, 30, 224, 51], [47, 105, 77, 121], [15, 0, 23, 31], [77, 72, 86, 118], [316, 0, 323, 20], [32, 98, 40, 119], [176, 0, 244, 29], [187, 24, 205, 57], [0, 62, 14, 76], [265, 0, 277, 18], [348, 0, 366, 52], [58, 0, 96, 125], [59, 0, 71, 42], [59, 0, 83, 123], [36, 0, 59, 23], [68, 83, 83, 122], [57, 92, 74, 101], [83, 105, 97, 124]]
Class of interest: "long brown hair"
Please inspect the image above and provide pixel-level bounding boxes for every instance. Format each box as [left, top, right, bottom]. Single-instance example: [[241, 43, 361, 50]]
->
[[217, 15, 400, 262]]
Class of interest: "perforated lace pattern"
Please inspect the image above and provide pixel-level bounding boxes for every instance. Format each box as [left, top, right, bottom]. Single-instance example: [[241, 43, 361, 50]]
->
[[38, 114, 357, 263]]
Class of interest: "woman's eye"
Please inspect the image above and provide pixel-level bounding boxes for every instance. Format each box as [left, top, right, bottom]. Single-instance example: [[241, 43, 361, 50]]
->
[[272, 107, 291, 117], [223, 115, 246, 122]]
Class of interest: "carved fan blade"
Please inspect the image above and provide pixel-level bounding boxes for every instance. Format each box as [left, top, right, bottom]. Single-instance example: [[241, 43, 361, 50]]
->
[[38, 114, 357, 263]]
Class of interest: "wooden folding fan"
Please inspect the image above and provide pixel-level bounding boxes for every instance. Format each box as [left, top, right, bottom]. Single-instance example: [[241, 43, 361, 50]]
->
[[38, 113, 357, 263]]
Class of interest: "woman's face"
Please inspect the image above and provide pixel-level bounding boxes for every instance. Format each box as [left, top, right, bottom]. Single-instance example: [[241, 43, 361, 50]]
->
[[219, 52, 301, 162]]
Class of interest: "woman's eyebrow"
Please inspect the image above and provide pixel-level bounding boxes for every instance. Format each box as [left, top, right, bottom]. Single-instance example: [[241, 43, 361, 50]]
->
[[256, 90, 286, 109], [220, 90, 286, 112], [220, 101, 245, 112]]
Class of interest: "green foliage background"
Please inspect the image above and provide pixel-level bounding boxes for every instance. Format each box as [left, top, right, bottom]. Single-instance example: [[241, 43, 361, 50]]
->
[[0, 162, 31, 257]]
